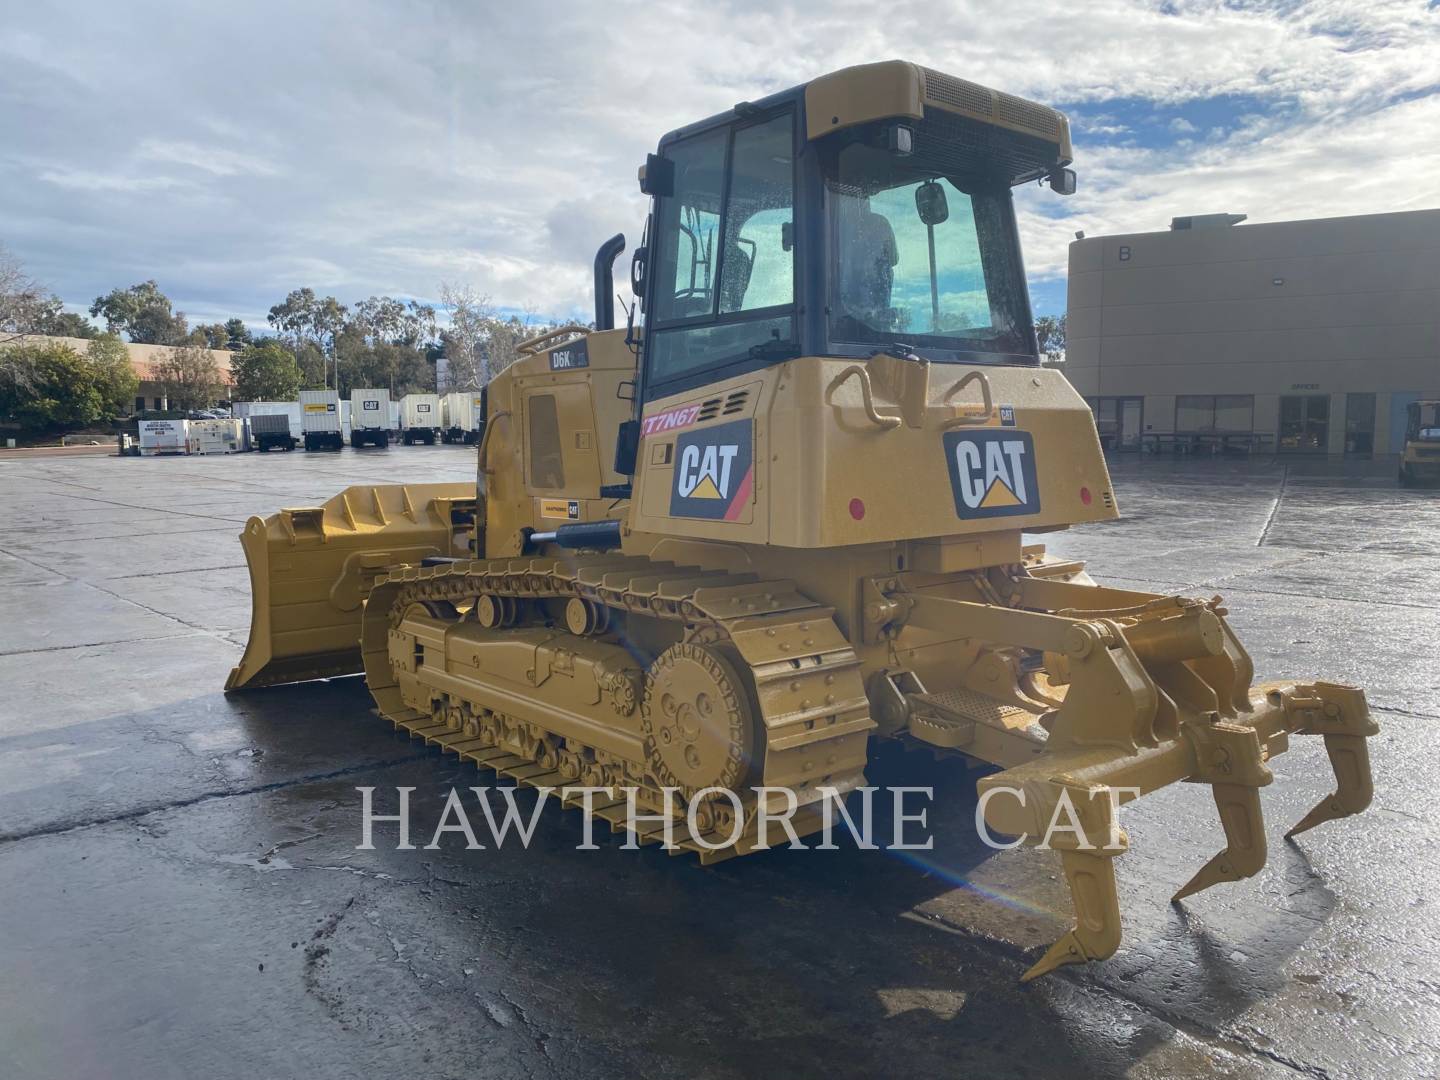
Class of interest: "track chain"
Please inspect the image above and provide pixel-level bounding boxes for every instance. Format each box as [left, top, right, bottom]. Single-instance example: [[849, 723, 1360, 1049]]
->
[[363, 555, 876, 859]]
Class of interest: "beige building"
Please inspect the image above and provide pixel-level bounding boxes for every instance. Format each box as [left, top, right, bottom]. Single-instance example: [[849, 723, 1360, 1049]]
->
[[1065, 208, 1440, 456], [33, 335, 234, 412]]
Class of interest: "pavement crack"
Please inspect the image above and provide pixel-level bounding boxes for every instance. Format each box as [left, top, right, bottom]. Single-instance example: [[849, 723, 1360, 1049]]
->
[[1372, 704, 1439, 721], [0, 632, 197, 657], [0, 754, 428, 846], [1200, 550, 1331, 591]]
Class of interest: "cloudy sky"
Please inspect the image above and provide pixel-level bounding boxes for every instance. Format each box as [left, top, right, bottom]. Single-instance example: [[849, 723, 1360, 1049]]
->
[[2, 0, 1438, 329]]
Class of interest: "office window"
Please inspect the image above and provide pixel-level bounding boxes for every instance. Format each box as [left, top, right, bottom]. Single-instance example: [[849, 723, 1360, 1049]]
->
[[1176, 395, 1253, 433]]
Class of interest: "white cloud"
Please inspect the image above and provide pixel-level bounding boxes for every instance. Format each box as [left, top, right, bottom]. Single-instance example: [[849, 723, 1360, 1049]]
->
[[0, 0, 1435, 322], [138, 139, 282, 178]]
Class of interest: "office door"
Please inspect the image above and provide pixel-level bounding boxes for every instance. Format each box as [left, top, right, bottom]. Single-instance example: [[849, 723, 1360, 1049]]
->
[[1344, 393, 1375, 456], [1279, 395, 1329, 452]]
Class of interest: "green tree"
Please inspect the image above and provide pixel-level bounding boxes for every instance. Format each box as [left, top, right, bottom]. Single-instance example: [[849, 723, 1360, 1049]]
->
[[0, 335, 137, 431], [1034, 313, 1066, 365], [224, 318, 252, 350], [294, 341, 328, 388], [352, 296, 437, 350], [85, 334, 140, 414], [268, 288, 347, 386], [191, 323, 231, 350], [267, 287, 317, 346], [370, 343, 432, 396], [89, 280, 188, 344], [152, 343, 223, 411], [34, 297, 99, 339], [231, 340, 301, 401]]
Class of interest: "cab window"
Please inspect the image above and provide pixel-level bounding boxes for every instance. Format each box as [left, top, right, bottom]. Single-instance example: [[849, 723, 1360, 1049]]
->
[[648, 112, 795, 392], [527, 393, 564, 490]]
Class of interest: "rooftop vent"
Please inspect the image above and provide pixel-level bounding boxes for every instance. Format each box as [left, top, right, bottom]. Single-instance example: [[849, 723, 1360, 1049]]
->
[[1171, 213, 1247, 231]]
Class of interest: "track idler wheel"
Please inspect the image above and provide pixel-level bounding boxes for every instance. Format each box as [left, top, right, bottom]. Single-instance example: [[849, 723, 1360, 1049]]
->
[[641, 642, 756, 797]]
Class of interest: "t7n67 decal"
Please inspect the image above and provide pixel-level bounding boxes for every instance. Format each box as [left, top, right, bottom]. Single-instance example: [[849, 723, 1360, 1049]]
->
[[669, 418, 753, 521], [943, 430, 1041, 519]]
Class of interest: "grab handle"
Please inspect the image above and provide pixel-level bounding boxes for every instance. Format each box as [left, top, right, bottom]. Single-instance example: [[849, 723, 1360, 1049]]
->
[[828, 365, 901, 430], [941, 371, 995, 428]]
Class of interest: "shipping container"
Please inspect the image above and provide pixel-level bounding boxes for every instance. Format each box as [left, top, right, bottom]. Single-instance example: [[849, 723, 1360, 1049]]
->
[[299, 390, 344, 451], [138, 419, 189, 456], [349, 388, 392, 448], [440, 391, 486, 444], [249, 412, 297, 452], [188, 418, 247, 455], [234, 400, 303, 432], [399, 393, 441, 445]]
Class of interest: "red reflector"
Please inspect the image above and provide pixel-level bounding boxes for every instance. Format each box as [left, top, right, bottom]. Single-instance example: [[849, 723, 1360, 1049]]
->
[[1080, 486, 1093, 505], [849, 498, 866, 520]]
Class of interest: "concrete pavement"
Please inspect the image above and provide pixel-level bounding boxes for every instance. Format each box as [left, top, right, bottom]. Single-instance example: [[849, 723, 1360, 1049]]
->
[[0, 446, 1435, 1079]]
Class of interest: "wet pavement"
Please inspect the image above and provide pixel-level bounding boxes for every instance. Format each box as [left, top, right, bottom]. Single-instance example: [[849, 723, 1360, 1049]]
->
[[0, 447, 1436, 1079]]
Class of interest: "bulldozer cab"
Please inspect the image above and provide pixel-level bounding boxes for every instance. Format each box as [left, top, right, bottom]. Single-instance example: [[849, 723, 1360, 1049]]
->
[[630, 64, 1065, 408], [622, 61, 1107, 550]]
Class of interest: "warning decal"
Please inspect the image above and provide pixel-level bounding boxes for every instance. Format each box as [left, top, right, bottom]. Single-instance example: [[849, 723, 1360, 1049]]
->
[[669, 418, 753, 521], [943, 430, 1041, 519]]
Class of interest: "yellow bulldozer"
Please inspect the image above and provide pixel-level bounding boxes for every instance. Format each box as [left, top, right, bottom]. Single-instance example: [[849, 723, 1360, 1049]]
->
[[227, 60, 1377, 981]]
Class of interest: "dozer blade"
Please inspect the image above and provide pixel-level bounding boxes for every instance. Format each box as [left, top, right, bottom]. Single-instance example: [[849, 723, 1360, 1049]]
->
[[225, 482, 477, 692]]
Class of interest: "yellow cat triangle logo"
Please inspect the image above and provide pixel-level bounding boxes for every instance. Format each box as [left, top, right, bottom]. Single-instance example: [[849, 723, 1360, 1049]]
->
[[690, 474, 724, 499], [979, 478, 1022, 508]]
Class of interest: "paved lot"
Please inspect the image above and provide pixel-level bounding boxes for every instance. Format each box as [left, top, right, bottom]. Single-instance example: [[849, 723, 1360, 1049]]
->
[[0, 446, 1436, 1079]]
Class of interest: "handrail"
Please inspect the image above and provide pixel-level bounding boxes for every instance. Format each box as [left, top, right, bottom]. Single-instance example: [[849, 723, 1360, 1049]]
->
[[516, 324, 590, 357], [940, 370, 995, 428], [828, 365, 901, 430], [478, 410, 512, 475]]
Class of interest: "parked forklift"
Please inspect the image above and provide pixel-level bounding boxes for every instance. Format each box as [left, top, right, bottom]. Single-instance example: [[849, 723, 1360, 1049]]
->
[[1399, 400, 1440, 487]]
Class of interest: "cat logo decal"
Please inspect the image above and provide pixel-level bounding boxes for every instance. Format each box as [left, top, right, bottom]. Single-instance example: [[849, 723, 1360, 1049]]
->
[[669, 418, 753, 521], [943, 430, 1041, 519]]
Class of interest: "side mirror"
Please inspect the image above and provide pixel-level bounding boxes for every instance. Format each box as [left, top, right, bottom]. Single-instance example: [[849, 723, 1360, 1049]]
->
[[1048, 167, 1077, 196], [630, 246, 647, 296], [915, 180, 949, 226], [639, 153, 674, 197], [614, 419, 641, 476]]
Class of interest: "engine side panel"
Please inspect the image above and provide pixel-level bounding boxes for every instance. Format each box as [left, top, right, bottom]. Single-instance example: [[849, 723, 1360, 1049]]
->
[[627, 354, 1118, 548]]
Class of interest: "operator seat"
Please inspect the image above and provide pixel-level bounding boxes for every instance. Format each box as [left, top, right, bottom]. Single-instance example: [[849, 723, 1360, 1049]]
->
[[837, 201, 899, 319]]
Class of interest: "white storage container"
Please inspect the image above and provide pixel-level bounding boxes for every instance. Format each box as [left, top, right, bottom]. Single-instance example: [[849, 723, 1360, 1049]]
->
[[440, 391, 485, 444], [188, 418, 247, 455], [138, 419, 190, 456], [399, 393, 441, 445], [349, 389, 392, 448], [299, 390, 344, 451]]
